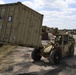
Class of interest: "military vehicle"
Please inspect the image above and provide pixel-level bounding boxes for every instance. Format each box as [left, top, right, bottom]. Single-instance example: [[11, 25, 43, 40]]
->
[[31, 33, 75, 64], [0, 2, 75, 65]]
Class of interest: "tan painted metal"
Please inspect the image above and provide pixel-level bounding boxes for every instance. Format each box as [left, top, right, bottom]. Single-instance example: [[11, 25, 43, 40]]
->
[[0, 2, 43, 47], [44, 45, 53, 53]]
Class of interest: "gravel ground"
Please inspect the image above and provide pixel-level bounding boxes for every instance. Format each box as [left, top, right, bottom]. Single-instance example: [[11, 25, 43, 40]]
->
[[0, 35, 76, 75]]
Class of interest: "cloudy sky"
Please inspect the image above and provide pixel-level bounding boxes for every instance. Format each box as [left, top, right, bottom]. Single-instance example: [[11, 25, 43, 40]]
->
[[0, 0, 76, 29]]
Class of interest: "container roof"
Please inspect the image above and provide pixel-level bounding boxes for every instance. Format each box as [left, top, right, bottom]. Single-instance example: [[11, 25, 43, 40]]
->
[[0, 2, 43, 16]]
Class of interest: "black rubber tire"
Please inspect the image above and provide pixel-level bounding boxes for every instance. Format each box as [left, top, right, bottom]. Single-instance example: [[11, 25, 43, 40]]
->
[[49, 50, 61, 65], [68, 46, 74, 57], [31, 48, 42, 61], [0, 43, 3, 47]]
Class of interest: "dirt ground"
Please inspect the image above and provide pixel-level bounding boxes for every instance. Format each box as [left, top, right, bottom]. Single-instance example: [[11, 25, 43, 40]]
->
[[0, 35, 76, 75]]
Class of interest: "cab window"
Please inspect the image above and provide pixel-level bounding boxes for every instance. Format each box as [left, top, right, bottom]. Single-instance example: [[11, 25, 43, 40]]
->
[[55, 35, 62, 44], [64, 35, 68, 45]]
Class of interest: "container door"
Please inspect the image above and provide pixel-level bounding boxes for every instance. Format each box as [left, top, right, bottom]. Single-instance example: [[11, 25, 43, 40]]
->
[[3, 19, 12, 43], [0, 7, 6, 42], [0, 6, 14, 43]]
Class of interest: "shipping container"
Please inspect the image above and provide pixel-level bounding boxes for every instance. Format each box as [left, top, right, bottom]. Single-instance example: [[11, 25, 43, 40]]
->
[[0, 2, 43, 47]]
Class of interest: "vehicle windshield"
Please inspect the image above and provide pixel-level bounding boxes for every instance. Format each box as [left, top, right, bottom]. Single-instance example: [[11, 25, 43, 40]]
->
[[55, 35, 62, 44]]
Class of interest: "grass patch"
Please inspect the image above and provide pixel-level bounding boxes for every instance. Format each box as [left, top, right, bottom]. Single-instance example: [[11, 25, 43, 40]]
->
[[0, 45, 17, 61]]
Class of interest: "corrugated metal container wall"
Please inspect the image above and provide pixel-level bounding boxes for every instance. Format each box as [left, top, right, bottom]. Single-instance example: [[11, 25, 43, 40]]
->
[[0, 3, 18, 43], [0, 2, 43, 47]]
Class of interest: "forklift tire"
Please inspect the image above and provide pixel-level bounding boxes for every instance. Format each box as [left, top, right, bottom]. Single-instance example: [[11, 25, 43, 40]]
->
[[49, 50, 61, 65], [31, 48, 42, 61], [68, 46, 74, 57], [0, 43, 3, 47]]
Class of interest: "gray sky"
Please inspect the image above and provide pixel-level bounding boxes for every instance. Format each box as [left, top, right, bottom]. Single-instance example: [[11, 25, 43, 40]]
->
[[0, 0, 76, 29]]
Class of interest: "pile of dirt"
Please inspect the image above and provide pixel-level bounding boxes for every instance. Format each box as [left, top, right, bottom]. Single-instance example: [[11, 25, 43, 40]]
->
[[0, 45, 16, 61]]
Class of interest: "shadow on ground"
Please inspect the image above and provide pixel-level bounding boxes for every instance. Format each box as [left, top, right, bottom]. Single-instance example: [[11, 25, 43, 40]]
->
[[33, 55, 76, 75], [43, 55, 76, 75], [17, 55, 76, 75]]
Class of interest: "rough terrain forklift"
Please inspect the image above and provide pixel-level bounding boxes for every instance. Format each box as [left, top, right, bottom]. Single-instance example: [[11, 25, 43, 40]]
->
[[31, 33, 75, 64]]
